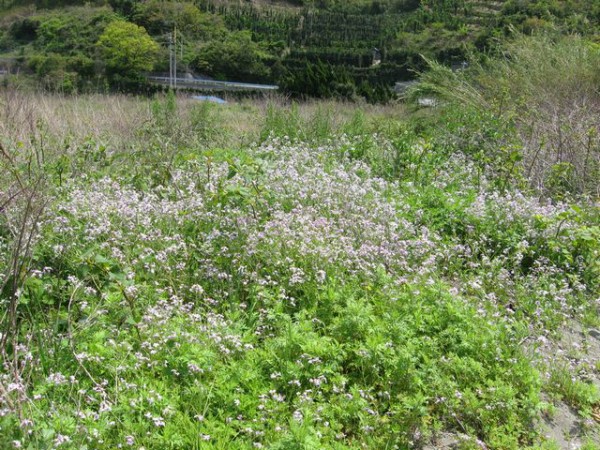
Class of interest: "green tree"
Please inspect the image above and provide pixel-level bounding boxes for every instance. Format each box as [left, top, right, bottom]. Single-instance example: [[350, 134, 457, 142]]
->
[[132, 1, 226, 40], [35, 7, 116, 54], [97, 20, 159, 78], [108, 0, 139, 18], [193, 31, 272, 82]]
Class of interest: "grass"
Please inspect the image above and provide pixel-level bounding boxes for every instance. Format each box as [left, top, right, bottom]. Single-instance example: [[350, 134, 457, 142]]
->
[[412, 32, 600, 198], [0, 83, 599, 449]]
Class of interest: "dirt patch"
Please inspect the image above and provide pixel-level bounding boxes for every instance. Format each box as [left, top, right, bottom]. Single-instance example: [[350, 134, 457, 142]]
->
[[533, 321, 600, 448], [423, 321, 600, 449]]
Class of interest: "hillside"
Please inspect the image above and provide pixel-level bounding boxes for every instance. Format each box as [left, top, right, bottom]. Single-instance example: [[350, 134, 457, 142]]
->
[[0, 0, 599, 96]]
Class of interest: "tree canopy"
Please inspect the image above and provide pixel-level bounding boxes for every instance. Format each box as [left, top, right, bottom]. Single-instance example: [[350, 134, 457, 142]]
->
[[96, 20, 159, 77]]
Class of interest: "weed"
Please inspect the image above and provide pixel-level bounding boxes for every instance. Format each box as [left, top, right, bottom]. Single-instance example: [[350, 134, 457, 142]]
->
[[0, 90, 598, 449]]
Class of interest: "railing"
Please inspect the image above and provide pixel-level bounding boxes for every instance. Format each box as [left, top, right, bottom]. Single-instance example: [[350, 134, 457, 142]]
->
[[147, 76, 278, 91]]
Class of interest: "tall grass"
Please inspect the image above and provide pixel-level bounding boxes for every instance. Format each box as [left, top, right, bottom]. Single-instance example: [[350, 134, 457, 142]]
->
[[413, 33, 600, 197]]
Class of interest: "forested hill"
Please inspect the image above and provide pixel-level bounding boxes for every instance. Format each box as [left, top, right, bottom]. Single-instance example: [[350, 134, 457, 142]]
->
[[0, 0, 599, 99]]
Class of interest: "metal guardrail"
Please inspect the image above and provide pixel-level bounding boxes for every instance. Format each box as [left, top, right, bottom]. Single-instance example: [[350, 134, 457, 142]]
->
[[148, 76, 278, 91]]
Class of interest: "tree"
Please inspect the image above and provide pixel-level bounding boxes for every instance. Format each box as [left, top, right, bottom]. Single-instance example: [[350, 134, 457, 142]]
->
[[97, 20, 159, 78], [132, 1, 226, 40], [108, 0, 139, 18], [193, 31, 272, 82]]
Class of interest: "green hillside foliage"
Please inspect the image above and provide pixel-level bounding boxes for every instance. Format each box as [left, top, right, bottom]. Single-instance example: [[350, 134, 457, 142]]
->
[[1, 6, 118, 91], [0, 0, 599, 97]]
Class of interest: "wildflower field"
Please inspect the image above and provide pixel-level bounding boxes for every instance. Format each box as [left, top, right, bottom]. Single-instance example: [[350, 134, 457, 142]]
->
[[1, 76, 599, 449]]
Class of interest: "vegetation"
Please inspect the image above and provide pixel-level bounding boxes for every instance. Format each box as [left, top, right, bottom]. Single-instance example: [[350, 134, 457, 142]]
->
[[0, 31, 599, 448], [412, 33, 600, 197], [0, 0, 599, 446], [0, 0, 599, 97], [97, 20, 160, 84]]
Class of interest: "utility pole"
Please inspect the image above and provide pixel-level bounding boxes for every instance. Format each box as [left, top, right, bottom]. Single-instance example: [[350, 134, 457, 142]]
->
[[168, 32, 173, 88], [174, 26, 177, 89], [167, 26, 182, 89]]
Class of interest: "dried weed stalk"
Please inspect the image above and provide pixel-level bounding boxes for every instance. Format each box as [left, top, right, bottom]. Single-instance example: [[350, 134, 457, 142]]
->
[[0, 90, 50, 417]]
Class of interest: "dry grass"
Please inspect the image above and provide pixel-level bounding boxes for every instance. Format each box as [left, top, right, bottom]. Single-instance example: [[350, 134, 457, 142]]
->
[[1, 90, 404, 151], [0, 90, 152, 149], [414, 33, 600, 197]]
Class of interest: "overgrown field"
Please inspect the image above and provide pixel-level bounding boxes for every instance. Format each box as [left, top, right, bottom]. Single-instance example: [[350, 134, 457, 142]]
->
[[1, 44, 599, 448]]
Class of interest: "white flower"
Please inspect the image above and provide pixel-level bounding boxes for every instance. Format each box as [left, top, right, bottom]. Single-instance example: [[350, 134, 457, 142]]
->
[[152, 416, 165, 427], [54, 434, 71, 446]]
